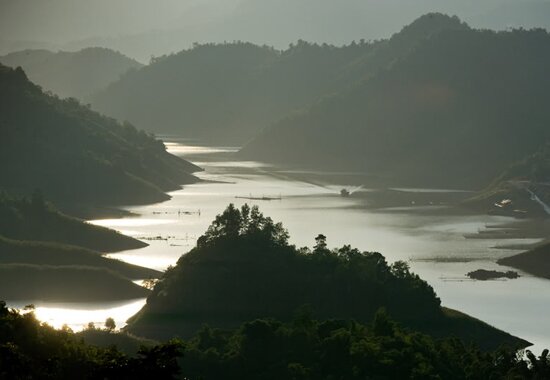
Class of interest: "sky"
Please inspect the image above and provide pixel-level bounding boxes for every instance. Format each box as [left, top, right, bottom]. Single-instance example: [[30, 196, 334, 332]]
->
[[1, 0, 549, 62]]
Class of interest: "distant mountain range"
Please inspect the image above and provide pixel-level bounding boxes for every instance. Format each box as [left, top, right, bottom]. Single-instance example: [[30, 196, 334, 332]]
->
[[0, 63, 200, 208], [0, 47, 142, 100], [3, 1, 550, 62], [240, 16, 550, 189], [91, 14, 469, 144]]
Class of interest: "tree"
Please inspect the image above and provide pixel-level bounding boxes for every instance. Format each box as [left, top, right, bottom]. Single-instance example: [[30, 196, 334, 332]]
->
[[105, 317, 116, 332], [314, 234, 327, 252]]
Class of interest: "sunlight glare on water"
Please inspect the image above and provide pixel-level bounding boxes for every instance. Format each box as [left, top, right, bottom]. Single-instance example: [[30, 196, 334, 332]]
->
[[8, 299, 146, 332]]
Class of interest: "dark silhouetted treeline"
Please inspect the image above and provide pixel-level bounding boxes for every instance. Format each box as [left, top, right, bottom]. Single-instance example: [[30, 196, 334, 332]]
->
[[0, 301, 183, 379], [179, 311, 549, 380], [2, 300, 549, 379], [0, 63, 200, 207], [127, 204, 527, 350]]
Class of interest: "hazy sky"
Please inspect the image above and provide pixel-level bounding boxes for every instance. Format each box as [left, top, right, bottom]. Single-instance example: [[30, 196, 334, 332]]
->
[[1, 0, 549, 61]]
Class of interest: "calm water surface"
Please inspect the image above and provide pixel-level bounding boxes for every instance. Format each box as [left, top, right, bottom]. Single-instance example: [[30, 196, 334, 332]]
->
[[14, 140, 550, 351]]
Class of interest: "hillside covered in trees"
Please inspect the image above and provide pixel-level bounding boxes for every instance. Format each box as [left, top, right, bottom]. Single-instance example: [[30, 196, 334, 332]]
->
[[241, 23, 550, 190], [127, 204, 527, 351], [0, 47, 143, 100], [0, 63, 201, 208], [91, 14, 468, 143]]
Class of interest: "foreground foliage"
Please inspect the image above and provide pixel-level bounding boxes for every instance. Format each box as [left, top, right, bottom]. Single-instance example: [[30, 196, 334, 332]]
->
[[0, 301, 182, 380], [180, 312, 550, 380], [2, 300, 549, 379]]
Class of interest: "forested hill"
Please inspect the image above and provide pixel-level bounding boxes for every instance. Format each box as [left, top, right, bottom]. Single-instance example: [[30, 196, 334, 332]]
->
[[0, 47, 143, 100], [241, 26, 550, 190], [0, 64, 200, 207], [127, 204, 527, 351], [91, 14, 468, 143]]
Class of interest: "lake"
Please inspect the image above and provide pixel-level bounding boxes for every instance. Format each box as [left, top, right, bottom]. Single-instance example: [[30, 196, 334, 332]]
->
[[16, 139, 550, 352]]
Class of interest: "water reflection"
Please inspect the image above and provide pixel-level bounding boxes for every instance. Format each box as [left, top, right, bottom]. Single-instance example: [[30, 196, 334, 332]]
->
[[8, 299, 146, 332]]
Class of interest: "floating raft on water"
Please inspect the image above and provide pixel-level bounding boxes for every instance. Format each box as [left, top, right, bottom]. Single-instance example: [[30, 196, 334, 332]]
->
[[235, 195, 282, 201]]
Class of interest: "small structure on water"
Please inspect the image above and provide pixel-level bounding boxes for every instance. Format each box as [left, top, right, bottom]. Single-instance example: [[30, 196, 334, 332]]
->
[[340, 189, 351, 197]]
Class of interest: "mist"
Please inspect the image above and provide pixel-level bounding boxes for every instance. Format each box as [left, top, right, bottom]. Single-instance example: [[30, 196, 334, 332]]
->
[[2, 0, 550, 61]]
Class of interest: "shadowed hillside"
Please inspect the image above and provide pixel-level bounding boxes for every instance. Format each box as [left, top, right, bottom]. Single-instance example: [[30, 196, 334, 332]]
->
[[0, 63, 201, 207], [92, 14, 468, 143], [0, 193, 145, 252], [241, 24, 550, 189]]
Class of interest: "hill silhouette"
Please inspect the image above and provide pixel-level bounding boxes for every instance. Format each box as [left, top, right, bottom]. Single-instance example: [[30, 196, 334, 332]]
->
[[127, 204, 527, 351], [241, 23, 550, 189], [0, 63, 200, 207], [92, 14, 468, 143], [0, 47, 142, 100], [0, 193, 145, 252]]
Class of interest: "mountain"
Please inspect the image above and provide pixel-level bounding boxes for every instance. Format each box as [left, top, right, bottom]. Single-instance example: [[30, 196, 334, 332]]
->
[[241, 22, 550, 189], [4, 0, 548, 62], [127, 204, 527, 350], [91, 14, 468, 144], [0, 47, 143, 100], [91, 41, 369, 143], [0, 64, 201, 207]]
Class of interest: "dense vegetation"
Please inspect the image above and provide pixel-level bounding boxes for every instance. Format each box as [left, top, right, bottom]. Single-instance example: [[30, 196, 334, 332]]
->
[[127, 204, 526, 350], [179, 312, 550, 380], [0, 47, 143, 101], [241, 19, 550, 189], [3, 300, 550, 380], [0, 301, 183, 379], [92, 14, 467, 143], [0, 63, 200, 207]]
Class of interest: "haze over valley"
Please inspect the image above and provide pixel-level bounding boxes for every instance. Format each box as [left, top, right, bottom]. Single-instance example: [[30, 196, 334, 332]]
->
[[1, 2, 550, 378]]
